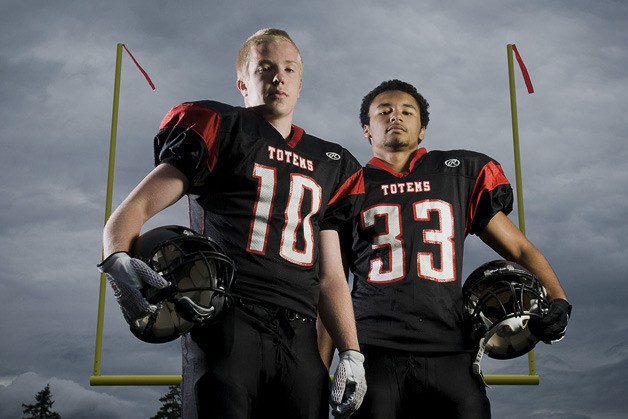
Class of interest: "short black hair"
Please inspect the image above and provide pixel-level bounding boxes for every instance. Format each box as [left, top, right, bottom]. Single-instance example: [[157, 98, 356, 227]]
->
[[359, 79, 430, 129]]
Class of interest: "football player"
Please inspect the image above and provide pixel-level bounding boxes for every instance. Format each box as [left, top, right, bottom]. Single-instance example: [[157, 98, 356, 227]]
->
[[319, 79, 571, 419], [99, 28, 366, 419]]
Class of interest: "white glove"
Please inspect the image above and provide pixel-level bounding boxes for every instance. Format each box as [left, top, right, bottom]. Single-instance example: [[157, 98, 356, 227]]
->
[[98, 252, 169, 324], [330, 350, 367, 418]]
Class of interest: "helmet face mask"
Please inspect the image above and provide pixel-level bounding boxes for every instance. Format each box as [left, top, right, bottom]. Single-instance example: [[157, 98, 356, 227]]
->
[[464, 260, 549, 360], [130, 225, 236, 344]]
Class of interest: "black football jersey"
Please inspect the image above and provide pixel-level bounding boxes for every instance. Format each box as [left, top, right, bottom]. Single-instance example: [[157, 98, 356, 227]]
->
[[154, 101, 364, 318], [348, 148, 513, 353]]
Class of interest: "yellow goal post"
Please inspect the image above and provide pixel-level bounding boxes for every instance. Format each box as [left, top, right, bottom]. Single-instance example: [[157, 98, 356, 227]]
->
[[90, 43, 540, 387]]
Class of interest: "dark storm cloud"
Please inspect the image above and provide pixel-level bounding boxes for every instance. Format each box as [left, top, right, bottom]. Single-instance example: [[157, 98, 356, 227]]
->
[[1, 0, 627, 418]]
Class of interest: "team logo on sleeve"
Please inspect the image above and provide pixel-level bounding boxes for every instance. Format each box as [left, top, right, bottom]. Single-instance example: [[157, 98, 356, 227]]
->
[[326, 152, 341, 160]]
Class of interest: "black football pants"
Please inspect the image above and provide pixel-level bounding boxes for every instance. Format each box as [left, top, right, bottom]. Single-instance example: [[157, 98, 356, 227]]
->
[[353, 346, 491, 419], [181, 300, 329, 419]]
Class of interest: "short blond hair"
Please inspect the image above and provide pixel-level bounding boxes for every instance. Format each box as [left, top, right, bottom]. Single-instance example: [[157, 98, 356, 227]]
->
[[236, 28, 303, 82]]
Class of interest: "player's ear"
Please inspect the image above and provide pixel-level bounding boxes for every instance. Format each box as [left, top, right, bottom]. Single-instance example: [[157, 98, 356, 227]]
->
[[237, 79, 247, 98], [419, 126, 426, 141], [363, 125, 372, 144]]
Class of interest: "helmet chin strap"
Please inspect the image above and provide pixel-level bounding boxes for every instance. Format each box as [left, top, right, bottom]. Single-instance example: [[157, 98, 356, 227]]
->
[[175, 296, 216, 324], [472, 316, 529, 386], [495, 316, 528, 337], [472, 336, 489, 386]]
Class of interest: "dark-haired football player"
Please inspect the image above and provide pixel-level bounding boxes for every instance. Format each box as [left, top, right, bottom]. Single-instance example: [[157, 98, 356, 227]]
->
[[320, 79, 570, 419]]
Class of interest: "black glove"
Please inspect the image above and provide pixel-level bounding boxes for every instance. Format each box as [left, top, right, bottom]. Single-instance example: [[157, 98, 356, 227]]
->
[[530, 298, 572, 343]]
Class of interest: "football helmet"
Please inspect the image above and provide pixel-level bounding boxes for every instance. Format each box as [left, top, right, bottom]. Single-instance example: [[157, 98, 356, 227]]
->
[[463, 260, 549, 374], [129, 225, 236, 343]]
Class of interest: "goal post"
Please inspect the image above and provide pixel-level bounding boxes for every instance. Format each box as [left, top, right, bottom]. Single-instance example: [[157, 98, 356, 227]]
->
[[91, 43, 541, 388], [90, 375, 182, 386]]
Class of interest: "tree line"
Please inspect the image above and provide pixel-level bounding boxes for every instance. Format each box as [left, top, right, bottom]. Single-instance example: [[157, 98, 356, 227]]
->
[[21, 383, 181, 418]]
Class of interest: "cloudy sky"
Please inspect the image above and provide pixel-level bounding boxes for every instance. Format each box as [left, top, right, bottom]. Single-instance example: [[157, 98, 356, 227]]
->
[[1, 0, 627, 417]]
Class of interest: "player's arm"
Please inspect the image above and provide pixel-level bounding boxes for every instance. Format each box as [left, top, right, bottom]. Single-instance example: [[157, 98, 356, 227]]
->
[[99, 163, 189, 324], [318, 230, 359, 353], [317, 308, 336, 369], [317, 231, 351, 369], [318, 229, 366, 417], [480, 211, 572, 343], [479, 211, 567, 301], [103, 163, 189, 255]]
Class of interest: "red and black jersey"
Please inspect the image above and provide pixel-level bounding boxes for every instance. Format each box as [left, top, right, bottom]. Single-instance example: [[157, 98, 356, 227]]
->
[[347, 148, 513, 353], [154, 100, 364, 318]]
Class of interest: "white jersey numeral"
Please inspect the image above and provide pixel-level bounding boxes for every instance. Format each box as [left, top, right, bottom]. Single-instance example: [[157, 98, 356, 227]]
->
[[248, 164, 276, 255], [361, 204, 406, 282], [247, 163, 322, 266], [362, 200, 456, 283], [281, 174, 322, 265], [414, 200, 455, 282]]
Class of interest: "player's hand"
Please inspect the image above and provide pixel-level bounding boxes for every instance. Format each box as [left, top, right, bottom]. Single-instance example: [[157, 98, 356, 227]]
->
[[530, 298, 572, 343], [330, 349, 367, 418], [98, 252, 169, 324]]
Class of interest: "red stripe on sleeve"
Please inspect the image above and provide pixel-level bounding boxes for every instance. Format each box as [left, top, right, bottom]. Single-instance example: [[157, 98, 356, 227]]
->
[[466, 161, 510, 232], [328, 168, 365, 206], [160, 103, 222, 172]]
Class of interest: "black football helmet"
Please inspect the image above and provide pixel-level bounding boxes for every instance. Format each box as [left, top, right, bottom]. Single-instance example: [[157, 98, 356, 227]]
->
[[463, 260, 549, 371], [129, 225, 236, 343]]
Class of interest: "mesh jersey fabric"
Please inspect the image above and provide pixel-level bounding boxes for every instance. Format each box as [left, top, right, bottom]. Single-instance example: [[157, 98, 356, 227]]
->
[[154, 100, 364, 318], [347, 147, 513, 353]]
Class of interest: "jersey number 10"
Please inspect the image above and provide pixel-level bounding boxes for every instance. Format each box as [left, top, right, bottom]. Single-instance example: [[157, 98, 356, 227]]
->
[[247, 163, 322, 266]]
